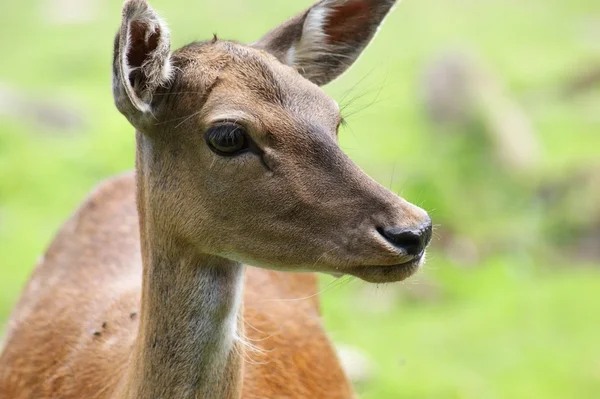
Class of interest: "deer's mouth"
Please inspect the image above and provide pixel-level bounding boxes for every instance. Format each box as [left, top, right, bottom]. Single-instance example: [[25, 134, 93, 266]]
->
[[347, 255, 424, 283]]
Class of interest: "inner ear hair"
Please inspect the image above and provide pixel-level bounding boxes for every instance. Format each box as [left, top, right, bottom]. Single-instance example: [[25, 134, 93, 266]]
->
[[127, 19, 163, 88], [114, 0, 173, 115]]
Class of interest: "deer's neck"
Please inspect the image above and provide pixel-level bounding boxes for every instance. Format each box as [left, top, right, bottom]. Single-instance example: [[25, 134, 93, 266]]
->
[[122, 152, 244, 399], [127, 251, 244, 398]]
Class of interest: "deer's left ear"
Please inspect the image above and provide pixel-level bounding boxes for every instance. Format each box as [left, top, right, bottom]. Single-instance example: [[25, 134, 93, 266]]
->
[[254, 0, 397, 86]]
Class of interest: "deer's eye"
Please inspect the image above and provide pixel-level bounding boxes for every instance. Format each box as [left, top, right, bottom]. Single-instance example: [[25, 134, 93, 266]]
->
[[205, 123, 249, 156]]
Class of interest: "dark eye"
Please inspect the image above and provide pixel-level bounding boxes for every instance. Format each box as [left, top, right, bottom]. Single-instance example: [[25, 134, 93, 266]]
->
[[205, 123, 249, 156]]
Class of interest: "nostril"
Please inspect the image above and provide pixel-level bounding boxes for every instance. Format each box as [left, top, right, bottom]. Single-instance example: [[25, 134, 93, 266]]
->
[[382, 229, 422, 256], [378, 223, 431, 256]]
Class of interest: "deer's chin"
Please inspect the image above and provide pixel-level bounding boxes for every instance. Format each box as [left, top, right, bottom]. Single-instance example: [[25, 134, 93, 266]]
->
[[346, 255, 424, 284]]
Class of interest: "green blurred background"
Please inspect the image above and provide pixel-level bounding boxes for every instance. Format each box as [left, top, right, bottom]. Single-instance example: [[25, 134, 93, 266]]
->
[[1, 0, 599, 397]]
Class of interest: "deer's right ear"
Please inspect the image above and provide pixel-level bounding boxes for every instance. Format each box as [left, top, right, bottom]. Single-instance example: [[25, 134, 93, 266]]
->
[[113, 0, 172, 121]]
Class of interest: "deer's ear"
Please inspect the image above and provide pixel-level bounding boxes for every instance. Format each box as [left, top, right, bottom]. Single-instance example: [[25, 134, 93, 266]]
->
[[113, 0, 172, 121], [254, 0, 397, 86]]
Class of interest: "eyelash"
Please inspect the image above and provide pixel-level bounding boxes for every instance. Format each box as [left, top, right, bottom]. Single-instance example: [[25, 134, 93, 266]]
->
[[204, 123, 250, 157]]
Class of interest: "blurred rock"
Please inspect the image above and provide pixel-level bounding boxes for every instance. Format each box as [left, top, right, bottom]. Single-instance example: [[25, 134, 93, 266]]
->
[[421, 51, 541, 173], [0, 84, 86, 134], [537, 164, 600, 262], [42, 0, 99, 25], [562, 63, 600, 98], [422, 52, 473, 126], [336, 344, 376, 385], [571, 225, 600, 262]]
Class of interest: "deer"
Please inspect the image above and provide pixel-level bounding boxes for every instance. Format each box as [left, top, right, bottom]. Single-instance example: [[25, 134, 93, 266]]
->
[[0, 0, 432, 398]]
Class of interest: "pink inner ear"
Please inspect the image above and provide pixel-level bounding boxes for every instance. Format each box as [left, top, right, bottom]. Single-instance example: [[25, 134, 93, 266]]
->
[[324, 1, 372, 45]]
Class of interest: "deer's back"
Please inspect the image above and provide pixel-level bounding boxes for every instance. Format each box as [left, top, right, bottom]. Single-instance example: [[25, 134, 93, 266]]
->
[[0, 172, 352, 399]]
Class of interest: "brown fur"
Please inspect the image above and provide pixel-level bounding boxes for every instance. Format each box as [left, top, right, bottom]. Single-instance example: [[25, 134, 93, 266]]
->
[[0, 173, 350, 398], [0, 1, 430, 398]]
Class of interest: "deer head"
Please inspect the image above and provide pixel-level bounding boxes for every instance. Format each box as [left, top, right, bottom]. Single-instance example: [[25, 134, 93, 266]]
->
[[112, 0, 431, 284]]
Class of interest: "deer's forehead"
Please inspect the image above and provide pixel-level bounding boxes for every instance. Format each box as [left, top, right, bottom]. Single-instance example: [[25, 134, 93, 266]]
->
[[212, 74, 339, 134], [227, 50, 338, 116], [177, 42, 340, 127]]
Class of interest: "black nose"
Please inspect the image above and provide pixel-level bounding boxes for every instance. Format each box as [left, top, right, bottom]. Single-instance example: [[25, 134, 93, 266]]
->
[[378, 220, 433, 256]]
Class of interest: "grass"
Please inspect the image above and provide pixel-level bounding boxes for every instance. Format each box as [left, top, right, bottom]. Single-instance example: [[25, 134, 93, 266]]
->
[[1, 0, 599, 397], [323, 259, 600, 398]]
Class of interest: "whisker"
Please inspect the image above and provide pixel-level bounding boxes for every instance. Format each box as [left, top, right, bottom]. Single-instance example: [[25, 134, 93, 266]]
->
[[338, 67, 378, 105], [340, 65, 391, 121], [261, 274, 355, 304], [174, 110, 202, 129]]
